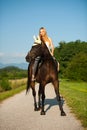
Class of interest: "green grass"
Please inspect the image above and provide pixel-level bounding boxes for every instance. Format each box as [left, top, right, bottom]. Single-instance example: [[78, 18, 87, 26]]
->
[[60, 79, 87, 128], [0, 85, 26, 102]]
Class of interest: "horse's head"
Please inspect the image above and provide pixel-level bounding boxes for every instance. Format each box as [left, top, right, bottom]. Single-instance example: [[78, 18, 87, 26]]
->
[[25, 41, 52, 62], [25, 42, 42, 62]]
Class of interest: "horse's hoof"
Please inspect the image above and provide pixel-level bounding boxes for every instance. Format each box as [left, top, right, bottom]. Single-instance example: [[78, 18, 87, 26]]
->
[[38, 107, 41, 111], [37, 107, 41, 111], [34, 107, 38, 111], [61, 111, 66, 116], [40, 111, 45, 115]]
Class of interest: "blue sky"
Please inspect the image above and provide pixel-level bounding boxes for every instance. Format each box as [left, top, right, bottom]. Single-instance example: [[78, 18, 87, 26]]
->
[[0, 0, 87, 63]]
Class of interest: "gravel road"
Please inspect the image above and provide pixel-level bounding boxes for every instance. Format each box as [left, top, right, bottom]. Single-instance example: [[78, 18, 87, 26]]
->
[[0, 83, 83, 130]]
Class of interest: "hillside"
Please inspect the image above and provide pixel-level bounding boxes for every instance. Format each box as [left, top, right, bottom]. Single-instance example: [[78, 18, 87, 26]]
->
[[0, 63, 28, 70], [0, 66, 27, 79]]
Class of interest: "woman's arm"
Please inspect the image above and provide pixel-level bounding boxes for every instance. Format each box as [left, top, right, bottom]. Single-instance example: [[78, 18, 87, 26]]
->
[[49, 37, 54, 56]]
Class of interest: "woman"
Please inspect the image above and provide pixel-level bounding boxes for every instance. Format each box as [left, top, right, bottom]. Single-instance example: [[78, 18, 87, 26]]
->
[[32, 27, 58, 81], [39, 27, 54, 56]]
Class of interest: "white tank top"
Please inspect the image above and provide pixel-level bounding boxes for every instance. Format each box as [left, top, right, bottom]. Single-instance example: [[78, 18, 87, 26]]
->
[[45, 41, 52, 53]]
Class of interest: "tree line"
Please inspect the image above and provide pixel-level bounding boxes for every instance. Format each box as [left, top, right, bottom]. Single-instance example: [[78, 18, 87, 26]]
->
[[54, 40, 87, 81]]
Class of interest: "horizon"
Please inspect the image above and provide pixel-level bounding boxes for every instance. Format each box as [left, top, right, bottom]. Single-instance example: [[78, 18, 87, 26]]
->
[[0, 62, 28, 70], [0, 39, 87, 64]]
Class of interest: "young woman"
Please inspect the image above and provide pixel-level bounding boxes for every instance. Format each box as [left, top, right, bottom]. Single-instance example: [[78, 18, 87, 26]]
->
[[32, 27, 58, 81], [39, 27, 54, 56]]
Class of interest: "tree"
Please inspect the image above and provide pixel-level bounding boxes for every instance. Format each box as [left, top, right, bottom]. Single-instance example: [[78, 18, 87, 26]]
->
[[54, 40, 87, 81], [65, 52, 87, 81]]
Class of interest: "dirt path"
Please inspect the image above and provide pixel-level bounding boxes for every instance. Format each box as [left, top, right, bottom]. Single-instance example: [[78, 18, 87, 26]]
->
[[0, 83, 83, 130]]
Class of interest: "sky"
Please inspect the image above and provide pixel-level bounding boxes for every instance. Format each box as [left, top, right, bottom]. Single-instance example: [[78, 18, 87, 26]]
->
[[0, 0, 87, 64]]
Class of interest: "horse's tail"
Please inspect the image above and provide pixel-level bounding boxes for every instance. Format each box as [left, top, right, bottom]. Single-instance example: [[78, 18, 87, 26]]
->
[[26, 64, 31, 94], [26, 78, 31, 94]]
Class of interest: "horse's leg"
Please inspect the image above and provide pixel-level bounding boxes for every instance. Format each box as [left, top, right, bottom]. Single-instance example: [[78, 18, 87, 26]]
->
[[38, 84, 42, 110], [31, 83, 38, 111], [40, 85, 45, 115], [53, 80, 66, 116]]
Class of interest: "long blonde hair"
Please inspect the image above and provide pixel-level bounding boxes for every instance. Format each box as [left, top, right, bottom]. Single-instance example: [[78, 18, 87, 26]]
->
[[39, 27, 50, 43]]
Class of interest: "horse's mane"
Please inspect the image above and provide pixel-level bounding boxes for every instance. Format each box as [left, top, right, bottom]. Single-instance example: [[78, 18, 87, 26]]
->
[[41, 42, 52, 59]]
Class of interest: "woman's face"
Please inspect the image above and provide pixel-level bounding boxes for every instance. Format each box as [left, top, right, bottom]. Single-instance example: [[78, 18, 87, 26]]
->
[[39, 29, 46, 37]]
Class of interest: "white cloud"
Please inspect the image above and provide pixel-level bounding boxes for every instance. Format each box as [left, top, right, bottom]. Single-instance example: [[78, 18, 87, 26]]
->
[[0, 52, 26, 63], [12, 53, 25, 58]]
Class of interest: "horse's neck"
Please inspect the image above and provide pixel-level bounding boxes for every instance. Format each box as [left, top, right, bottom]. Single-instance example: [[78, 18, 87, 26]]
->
[[42, 42, 52, 58]]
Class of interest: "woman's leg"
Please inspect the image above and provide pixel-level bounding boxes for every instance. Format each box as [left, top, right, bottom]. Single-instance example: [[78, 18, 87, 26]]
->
[[32, 56, 41, 81]]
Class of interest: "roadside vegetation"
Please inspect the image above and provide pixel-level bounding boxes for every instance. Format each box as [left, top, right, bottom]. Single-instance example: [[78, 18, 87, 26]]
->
[[0, 83, 26, 102], [54, 40, 87, 81], [0, 66, 27, 101], [60, 79, 87, 128], [55, 40, 87, 128]]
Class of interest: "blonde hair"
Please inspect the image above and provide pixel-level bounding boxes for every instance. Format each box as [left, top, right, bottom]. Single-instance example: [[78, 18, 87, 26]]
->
[[39, 27, 47, 34]]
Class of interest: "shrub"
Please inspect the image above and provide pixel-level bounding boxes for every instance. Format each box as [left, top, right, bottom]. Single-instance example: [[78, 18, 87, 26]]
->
[[65, 52, 87, 81], [0, 79, 12, 91]]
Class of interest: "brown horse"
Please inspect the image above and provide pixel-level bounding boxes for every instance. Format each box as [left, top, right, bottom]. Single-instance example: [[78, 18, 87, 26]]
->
[[25, 41, 66, 116]]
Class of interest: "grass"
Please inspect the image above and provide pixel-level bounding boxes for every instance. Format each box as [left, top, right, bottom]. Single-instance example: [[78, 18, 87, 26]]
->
[[9, 78, 27, 89], [0, 78, 27, 102], [0, 85, 26, 102], [60, 79, 87, 128]]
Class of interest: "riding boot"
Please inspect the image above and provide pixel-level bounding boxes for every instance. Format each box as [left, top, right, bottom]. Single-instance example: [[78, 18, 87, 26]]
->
[[32, 56, 41, 81]]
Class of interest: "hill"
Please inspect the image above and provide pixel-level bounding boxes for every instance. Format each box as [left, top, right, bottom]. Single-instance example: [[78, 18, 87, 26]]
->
[[0, 66, 27, 79], [0, 62, 28, 70]]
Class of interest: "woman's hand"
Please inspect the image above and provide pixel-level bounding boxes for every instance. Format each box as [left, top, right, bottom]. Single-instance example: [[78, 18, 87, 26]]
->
[[33, 35, 41, 44]]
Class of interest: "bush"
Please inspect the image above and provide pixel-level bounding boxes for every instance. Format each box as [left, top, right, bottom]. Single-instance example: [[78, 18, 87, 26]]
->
[[65, 52, 87, 81], [0, 79, 12, 91], [54, 41, 87, 81]]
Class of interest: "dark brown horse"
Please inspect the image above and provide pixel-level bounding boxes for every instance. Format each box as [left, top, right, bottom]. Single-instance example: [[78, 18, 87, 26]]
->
[[25, 41, 66, 116]]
